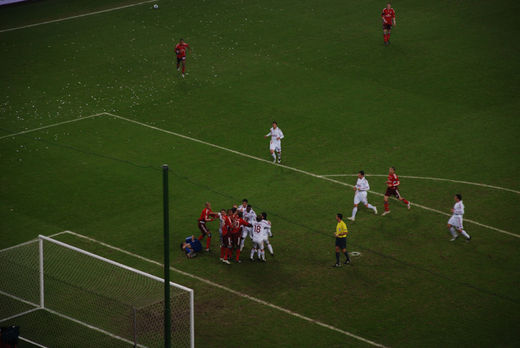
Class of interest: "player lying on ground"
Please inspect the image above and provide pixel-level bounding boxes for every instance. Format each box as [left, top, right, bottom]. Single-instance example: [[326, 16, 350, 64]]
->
[[381, 2, 396, 45], [382, 166, 411, 216], [333, 213, 350, 267], [447, 194, 471, 242], [348, 170, 378, 221], [180, 236, 202, 258], [175, 38, 192, 78], [265, 121, 284, 163]]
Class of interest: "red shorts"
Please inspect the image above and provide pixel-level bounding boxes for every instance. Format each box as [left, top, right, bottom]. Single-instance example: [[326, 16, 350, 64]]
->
[[177, 56, 186, 63], [222, 233, 231, 248], [229, 233, 241, 248], [198, 221, 209, 235], [383, 23, 392, 30], [385, 187, 400, 198]]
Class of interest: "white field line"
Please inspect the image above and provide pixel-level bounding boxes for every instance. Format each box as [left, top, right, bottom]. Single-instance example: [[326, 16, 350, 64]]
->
[[321, 174, 520, 195], [63, 231, 387, 348], [0, 307, 40, 323], [0, 0, 157, 34], [0, 113, 104, 140], [106, 112, 519, 239], [43, 307, 147, 348], [19, 336, 49, 348], [0, 112, 516, 239], [0, 289, 40, 309]]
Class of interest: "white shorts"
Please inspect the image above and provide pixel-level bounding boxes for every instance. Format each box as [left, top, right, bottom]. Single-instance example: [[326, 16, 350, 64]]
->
[[354, 191, 368, 205], [270, 141, 281, 152], [448, 215, 464, 229], [252, 236, 267, 250], [242, 227, 252, 239]]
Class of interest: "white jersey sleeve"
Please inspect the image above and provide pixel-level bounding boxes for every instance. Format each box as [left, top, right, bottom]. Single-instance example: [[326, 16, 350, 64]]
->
[[356, 178, 370, 191], [453, 201, 464, 215], [277, 128, 284, 140], [263, 220, 272, 237]]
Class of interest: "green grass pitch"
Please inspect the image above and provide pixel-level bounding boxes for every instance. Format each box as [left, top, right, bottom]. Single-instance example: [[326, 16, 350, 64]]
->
[[1, 0, 519, 347]]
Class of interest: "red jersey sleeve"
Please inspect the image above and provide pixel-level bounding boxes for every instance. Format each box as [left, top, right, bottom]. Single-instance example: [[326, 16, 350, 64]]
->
[[387, 174, 400, 187], [198, 208, 213, 221]]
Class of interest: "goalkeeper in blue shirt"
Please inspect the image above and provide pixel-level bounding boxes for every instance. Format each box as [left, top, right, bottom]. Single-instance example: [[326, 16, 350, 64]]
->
[[180, 235, 202, 258]]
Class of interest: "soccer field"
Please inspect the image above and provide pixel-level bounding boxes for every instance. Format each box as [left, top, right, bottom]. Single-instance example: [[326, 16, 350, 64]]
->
[[1, 0, 519, 347]]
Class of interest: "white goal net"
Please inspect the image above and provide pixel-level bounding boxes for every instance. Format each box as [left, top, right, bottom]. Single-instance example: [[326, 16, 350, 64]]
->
[[0, 235, 194, 348]]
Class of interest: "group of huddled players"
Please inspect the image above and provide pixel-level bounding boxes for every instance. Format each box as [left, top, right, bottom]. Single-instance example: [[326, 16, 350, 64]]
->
[[190, 200, 274, 264]]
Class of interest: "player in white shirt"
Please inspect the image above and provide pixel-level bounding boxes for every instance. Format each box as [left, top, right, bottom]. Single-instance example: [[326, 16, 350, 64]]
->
[[447, 194, 471, 241], [347, 171, 378, 221], [240, 204, 256, 251], [264, 121, 284, 163], [250, 216, 270, 261], [260, 212, 274, 256], [237, 199, 248, 213]]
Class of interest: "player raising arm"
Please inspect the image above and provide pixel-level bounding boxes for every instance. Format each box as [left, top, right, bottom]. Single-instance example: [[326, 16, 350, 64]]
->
[[381, 167, 410, 216], [264, 121, 284, 163], [381, 2, 396, 45], [447, 194, 471, 242], [175, 38, 192, 78], [347, 170, 377, 221]]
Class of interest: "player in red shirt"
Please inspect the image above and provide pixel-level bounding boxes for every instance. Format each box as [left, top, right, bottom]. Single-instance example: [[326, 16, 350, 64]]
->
[[381, 3, 396, 45], [175, 38, 192, 78], [227, 212, 251, 263], [220, 209, 234, 264], [197, 202, 218, 251], [381, 167, 411, 216]]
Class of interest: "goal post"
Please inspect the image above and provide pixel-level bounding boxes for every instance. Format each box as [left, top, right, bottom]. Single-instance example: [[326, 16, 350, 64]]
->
[[0, 235, 194, 348]]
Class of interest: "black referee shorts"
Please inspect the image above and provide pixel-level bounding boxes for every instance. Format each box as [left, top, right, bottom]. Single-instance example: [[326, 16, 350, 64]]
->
[[335, 237, 347, 249]]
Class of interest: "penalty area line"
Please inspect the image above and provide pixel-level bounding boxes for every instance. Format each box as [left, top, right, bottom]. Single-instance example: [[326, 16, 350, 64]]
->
[[106, 112, 519, 240], [0, 113, 104, 141], [61, 231, 387, 348], [320, 174, 520, 195], [0, 0, 158, 34]]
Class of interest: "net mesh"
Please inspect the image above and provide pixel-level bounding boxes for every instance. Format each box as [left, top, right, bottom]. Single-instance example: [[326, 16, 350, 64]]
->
[[0, 237, 192, 348]]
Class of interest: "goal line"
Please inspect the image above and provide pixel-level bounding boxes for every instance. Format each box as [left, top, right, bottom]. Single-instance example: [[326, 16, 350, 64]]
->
[[0, 234, 194, 348]]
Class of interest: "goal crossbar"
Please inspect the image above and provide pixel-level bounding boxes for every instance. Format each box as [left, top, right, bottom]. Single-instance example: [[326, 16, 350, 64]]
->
[[0, 235, 194, 348], [38, 235, 193, 293]]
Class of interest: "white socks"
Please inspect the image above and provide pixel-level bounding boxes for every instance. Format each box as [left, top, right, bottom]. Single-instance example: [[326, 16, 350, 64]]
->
[[351, 207, 358, 218], [272, 153, 276, 161], [267, 243, 274, 255], [460, 230, 470, 239], [367, 204, 376, 212], [250, 248, 257, 258], [449, 227, 458, 238]]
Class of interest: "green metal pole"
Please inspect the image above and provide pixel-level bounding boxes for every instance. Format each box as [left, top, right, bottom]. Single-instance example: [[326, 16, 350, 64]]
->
[[162, 164, 171, 348]]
